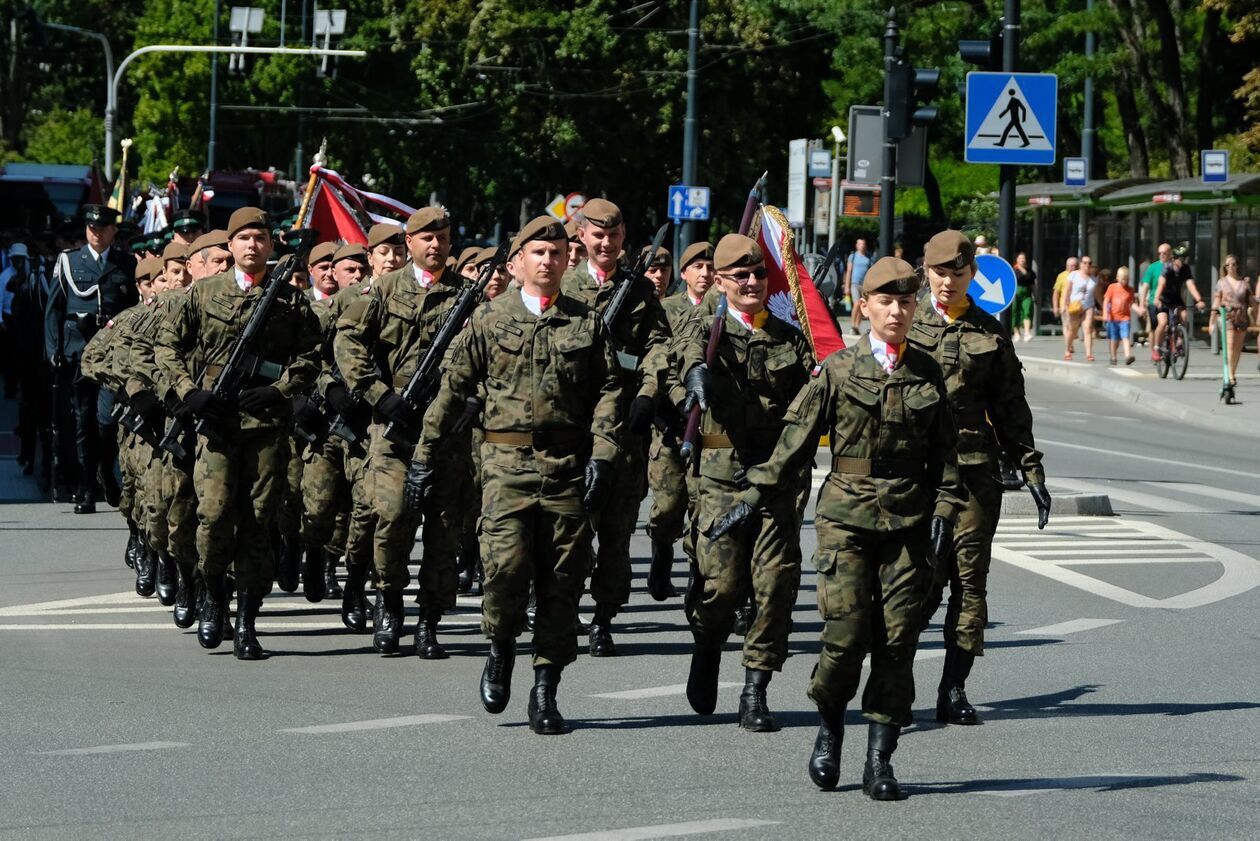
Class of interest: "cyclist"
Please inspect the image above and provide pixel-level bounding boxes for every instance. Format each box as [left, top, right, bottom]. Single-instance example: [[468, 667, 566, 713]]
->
[[1151, 246, 1206, 361]]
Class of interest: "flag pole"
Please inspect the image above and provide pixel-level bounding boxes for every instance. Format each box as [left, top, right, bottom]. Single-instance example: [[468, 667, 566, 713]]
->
[[294, 138, 327, 229]]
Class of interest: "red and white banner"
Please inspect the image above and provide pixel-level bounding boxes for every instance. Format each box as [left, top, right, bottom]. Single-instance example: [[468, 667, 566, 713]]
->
[[297, 165, 418, 244], [752, 205, 846, 359]]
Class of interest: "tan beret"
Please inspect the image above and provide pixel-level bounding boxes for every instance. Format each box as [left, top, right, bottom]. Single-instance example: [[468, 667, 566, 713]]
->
[[135, 256, 162, 282], [332, 243, 368, 265], [640, 245, 671, 268], [367, 222, 405, 249], [861, 256, 920, 295], [455, 245, 482, 273], [474, 246, 498, 267], [577, 198, 623, 229], [226, 207, 270, 238], [564, 218, 581, 241], [713, 234, 763, 272], [923, 229, 975, 269], [405, 206, 450, 234], [161, 242, 188, 264], [679, 240, 713, 270], [511, 216, 568, 257], [188, 229, 229, 254], [307, 242, 339, 266]]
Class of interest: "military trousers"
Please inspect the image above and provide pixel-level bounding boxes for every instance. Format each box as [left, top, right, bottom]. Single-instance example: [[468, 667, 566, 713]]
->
[[646, 427, 691, 548], [117, 430, 146, 526], [479, 445, 592, 668], [301, 436, 372, 560], [925, 464, 1002, 655], [687, 473, 802, 672], [588, 429, 647, 610], [807, 520, 933, 727], [278, 436, 304, 542], [192, 427, 286, 595], [142, 445, 169, 554], [162, 455, 197, 572]]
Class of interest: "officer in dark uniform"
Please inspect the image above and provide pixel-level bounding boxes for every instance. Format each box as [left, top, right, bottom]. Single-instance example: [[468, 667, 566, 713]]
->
[[44, 205, 138, 513], [170, 210, 207, 248]]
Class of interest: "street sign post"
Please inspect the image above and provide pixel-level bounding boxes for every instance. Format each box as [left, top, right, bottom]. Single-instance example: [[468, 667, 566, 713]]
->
[[1202, 150, 1229, 184], [1064, 157, 1087, 187], [970, 254, 1017, 315], [787, 139, 808, 227], [667, 185, 711, 221], [965, 72, 1058, 166]]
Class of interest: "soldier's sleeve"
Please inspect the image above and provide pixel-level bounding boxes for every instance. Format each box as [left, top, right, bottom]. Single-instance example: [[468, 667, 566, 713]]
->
[[674, 310, 710, 382], [155, 287, 201, 400], [43, 260, 65, 361], [929, 374, 967, 520], [745, 363, 833, 498], [415, 312, 486, 464], [333, 294, 390, 407], [987, 335, 1046, 485], [590, 318, 624, 464], [78, 324, 113, 386], [634, 294, 671, 402], [274, 296, 322, 399], [128, 309, 164, 395], [107, 317, 141, 396]]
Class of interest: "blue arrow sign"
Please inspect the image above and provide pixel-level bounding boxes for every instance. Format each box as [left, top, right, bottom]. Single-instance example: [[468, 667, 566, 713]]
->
[[970, 254, 1017, 315], [668, 185, 711, 221], [965, 72, 1058, 166]]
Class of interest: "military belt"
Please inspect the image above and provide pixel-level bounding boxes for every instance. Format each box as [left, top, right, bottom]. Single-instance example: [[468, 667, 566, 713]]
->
[[700, 433, 734, 448], [484, 430, 585, 447], [392, 373, 410, 389], [831, 456, 922, 478]]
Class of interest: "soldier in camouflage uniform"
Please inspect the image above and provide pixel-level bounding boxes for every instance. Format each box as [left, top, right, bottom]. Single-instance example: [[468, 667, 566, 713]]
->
[[676, 234, 815, 732], [908, 230, 1050, 726], [156, 208, 321, 660], [334, 206, 463, 657], [646, 240, 713, 600], [410, 216, 622, 734], [561, 198, 670, 656], [714, 257, 965, 799], [366, 222, 407, 280]]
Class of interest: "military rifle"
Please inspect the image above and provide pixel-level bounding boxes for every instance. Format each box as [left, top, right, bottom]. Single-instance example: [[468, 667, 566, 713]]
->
[[601, 221, 671, 339]]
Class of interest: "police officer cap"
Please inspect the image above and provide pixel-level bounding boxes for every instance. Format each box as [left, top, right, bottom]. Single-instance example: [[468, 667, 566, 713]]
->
[[83, 204, 119, 226], [564, 218, 581, 242], [405, 207, 450, 234], [227, 207, 270, 238], [7, 242, 28, 259], [455, 245, 482, 273], [172, 210, 207, 232], [680, 240, 713, 270], [332, 243, 369, 265], [188, 229, 230, 255], [861, 256, 920, 295], [923, 229, 975, 269], [510, 216, 568, 257], [368, 222, 405, 249], [307, 242, 339, 266], [640, 245, 671, 268], [135, 256, 163, 282], [577, 198, 623, 229], [161, 242, 187, 263], [713, 234, 763, 272]]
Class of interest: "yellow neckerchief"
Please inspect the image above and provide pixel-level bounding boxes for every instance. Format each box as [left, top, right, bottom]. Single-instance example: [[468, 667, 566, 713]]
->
[[930, 294, 969, 324], [733, 308, 769, 332]]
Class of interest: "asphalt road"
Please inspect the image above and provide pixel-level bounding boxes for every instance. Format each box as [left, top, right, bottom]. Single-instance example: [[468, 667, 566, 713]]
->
[[1, 377, 1258, 840]]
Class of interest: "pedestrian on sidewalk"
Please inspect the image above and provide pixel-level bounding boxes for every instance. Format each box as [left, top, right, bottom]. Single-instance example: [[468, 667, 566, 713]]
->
[[1013, 251, 1036, 341], [1213, 254, 1254, 386], [1103, 266, 1137, 365], [1052, 256, 1076, 331], [1060, 256, 1096, 360], [1139, 243, 1171, 343]]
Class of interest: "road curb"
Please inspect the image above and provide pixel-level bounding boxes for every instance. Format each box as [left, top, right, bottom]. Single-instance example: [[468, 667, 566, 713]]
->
[[1002, 490, 1114, 517], [1019, 357, 1255, 436]]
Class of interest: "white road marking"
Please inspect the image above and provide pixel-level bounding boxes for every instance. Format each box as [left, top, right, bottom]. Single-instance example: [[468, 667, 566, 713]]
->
[[590, 682, 741, 700], [38, 741, 190, 756], [279, 714, 470, 734], [522, 819, 781, 841], [1039, 438, 1255, 480], [1148, 482, 1260, 510], [1017, 618, 1123, 636], [1051, 478, 1211, 514], [0, 591, 140, 617], [0, 619, 480, 631], [915, 648, 946, 661]]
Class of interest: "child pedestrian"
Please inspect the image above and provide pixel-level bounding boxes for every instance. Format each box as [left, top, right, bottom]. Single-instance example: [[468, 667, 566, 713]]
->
[[1103, 266, 1137, 365]]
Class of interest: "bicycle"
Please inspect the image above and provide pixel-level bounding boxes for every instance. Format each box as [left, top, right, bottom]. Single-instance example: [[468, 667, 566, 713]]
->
[[1155, 305, 1189, 380]]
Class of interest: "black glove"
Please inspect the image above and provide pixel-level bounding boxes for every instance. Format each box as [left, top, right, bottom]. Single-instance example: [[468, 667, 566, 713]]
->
[[291, 394, 324, 430], [1029, 482, 1052, 529], [627, 395, 656, 436], [451, 396, 484, 434], [582, 458, 614, 512], [239, 385, 285, 414], [706, 500, 754, 539], [681, 363, 713, 413], [930, 515, 954, 564], [403, 460, 434, 514], [324, 381, 356, 415], [375, 392, 414, 426], [113, 386, 129, 405], [129, 389, 161, 424], [183, 389, 230, 423]]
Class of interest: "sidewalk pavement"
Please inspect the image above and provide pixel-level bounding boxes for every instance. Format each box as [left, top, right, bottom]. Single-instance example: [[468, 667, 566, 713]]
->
[[0, 394, 44, 503], [1013, 331, 1260, 436]]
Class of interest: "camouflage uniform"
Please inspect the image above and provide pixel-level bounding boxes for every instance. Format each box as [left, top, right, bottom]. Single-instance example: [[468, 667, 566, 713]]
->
[[745, 336, 965, 725], [646, 292, 700, 550], [416, 290, 622, 667]]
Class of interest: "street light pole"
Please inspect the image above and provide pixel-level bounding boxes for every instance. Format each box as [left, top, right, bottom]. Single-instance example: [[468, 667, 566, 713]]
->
[[679, 0, 701, 255], [209, 0, 222, 170], [878, 10, 899, 259], [45, 23, 116, 171]]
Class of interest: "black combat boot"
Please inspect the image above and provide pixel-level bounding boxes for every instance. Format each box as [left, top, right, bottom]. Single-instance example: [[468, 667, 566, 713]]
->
[[198, 573, 229, 649], [647, 540, 678, 601], [233, 592, 266, 660], [301, 546, 327, 603], [414, 608, 448, 660], [74, 483, 96, 515], [340, 565, 370, 633], [686, 644, 722, 715], [527, 665, 566, 735], [936, 647, 979, 725], [173, 566, 198, 629], [480, 639, 516, 713], [862, 722, 902, 801], [808, 712, 844, 790], [124, 526, 139, 569], [155, 551, 178, 606], [738, 667, 778, 732], [732, 598, 757, 636], [276, 536, 300, 593], [372, 590, 404, 654], [588, 604, 617, 657], [324, 550, 343, 599], [134, 535, 157, 598]]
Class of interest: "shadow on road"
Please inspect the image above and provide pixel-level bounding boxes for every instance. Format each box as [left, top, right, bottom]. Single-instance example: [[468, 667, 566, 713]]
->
[[978, 684, 1260, 720], [910, 771, 1245, 798]]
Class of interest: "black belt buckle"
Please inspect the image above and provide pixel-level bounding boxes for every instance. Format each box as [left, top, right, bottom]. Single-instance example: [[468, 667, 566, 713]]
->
[[871, 458, 896, 479]]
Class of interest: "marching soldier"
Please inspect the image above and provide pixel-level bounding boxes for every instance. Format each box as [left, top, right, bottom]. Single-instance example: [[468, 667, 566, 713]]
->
[[366, 222, 407, 279], [565, 218, 586, 269], [170, 210, 207, 247], [44, 205, 138, 513], [676, 234, 815, 731], [561, 198, 670, 656], [713, 256, 964, 799], [410, 216, 622, 734], [306, 242, 339, 302], [908, 230, 1050, 725], [155, 208, 321, 660], [643, 245, 672, 298]]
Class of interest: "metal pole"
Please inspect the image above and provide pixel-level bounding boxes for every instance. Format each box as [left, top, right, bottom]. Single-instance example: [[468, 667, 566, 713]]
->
[[208, 0, 221, 170], [1082, 0, 1096, 178], [45, 23, 116, 172], [295, 0, 309, 181], [878, 9, 898, 259], [828, 148, 840, 249], [997, 0, 1019, 264], [680, 0, 701, 254]]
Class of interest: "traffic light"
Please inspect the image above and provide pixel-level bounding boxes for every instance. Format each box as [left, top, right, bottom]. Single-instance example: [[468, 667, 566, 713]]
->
[[958, 33, 1002, 71], [886, 60, 940, 142]]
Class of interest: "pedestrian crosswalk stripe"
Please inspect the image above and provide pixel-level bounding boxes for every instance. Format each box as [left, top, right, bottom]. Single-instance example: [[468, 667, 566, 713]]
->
[[522, 819, 781, 841], [279, 714, 470, 734], [1017, 618, 1123, 636]]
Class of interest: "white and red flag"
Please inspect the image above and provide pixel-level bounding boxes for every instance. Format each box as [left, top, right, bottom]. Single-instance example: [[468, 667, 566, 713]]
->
[[296, 165, 418, 244]]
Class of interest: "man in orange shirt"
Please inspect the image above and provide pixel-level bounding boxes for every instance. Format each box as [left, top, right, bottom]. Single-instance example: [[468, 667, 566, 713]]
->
[[1102, 266, 1139, 366]]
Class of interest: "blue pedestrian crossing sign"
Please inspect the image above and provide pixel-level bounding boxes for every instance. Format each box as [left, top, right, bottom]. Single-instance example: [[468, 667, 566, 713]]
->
[[970, 254, 1017, 315], [668, 185, 710, 221], [965, 72, 1058, 166]]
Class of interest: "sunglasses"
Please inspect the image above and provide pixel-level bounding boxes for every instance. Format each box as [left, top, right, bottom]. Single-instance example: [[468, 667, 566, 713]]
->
[[719, 267, 768, 282]]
